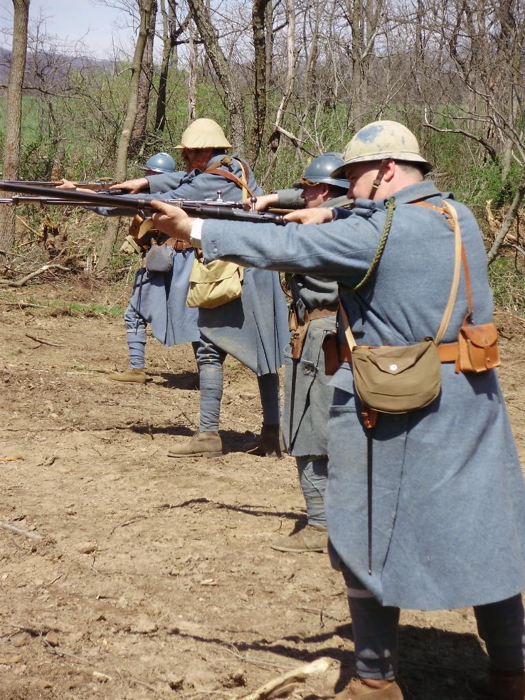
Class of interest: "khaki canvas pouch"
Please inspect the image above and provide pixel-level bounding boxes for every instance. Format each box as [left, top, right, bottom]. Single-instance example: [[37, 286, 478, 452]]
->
[[186, 257, 244, 309], [351, 338, 442, 413], [457, 322, 501, 373]]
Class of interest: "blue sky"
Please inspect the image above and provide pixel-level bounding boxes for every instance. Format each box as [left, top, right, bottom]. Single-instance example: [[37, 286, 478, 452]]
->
[[0, 0, 136, 58]]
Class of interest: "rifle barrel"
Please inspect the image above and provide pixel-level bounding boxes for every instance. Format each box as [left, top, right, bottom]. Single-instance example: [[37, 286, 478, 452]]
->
[[0, 181, 287, 225], [1, 180, 116, 190]]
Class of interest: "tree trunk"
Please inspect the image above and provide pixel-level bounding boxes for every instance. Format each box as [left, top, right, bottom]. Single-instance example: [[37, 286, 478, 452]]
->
[[187, 21, 198, 123], [98, 0, 154, 273], [130, 0, 158, 155], [187, 0, 246, 153], [155, 0, 191, 132], [0, 0, 30, 269], [155, 0, 176, 132], [249, 0, 271, 165], [261, 0, 296, 185]]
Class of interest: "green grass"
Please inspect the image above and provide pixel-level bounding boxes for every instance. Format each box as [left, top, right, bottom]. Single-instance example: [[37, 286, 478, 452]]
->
[[0, 294, 125, 317], [45, 299, 125, 316]]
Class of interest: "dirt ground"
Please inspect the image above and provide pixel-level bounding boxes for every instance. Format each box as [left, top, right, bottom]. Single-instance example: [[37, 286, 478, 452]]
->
[[1, 279, 525, 700]]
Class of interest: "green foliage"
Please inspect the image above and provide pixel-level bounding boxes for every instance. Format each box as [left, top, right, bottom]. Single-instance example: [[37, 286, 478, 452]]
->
[[3, 61, 525, 316], [488, 256, 525, 313]]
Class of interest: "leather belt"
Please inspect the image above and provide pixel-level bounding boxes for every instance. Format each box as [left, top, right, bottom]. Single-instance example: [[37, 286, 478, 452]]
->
[[170, 238, 192, 252], [303, 307, 337, 323], [338, 342, 460, 364]]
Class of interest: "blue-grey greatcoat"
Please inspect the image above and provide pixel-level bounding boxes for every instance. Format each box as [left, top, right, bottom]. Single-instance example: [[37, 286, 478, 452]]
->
[[93, 171, 200, 347], [282, 194, 352, 456], [148, 155, 289, 374], [197, 180, 525, 611]]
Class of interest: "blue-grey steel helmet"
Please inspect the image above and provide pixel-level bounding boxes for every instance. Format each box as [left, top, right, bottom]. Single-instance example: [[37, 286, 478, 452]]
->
[[331, 121, 432, 178], [294, 152, 349, 189], [142, 152, 176, 174]]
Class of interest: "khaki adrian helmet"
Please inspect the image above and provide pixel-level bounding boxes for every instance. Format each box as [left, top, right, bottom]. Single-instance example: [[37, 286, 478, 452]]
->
[[175, 118, 232, 149], [332, 120, 432, 177]]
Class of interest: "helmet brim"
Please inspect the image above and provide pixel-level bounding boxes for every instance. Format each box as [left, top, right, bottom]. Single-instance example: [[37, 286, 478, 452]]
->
[[332, 153, 432, 179]]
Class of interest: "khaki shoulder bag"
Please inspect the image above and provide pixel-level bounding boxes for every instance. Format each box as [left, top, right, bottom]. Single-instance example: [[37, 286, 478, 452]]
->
[[186, 158, 251, 309]]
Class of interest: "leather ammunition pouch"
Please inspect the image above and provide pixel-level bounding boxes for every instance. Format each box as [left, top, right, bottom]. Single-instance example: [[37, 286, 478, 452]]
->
[[457, 322, 500, 373]]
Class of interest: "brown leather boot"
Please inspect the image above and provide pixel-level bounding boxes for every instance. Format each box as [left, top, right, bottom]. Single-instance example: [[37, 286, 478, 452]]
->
[[108, 368, 148, 383], [467, 669, 525, 699], [168, 431, 223, 458], [244, 424, 284, 457], [271, 524, 328, 553], [335, 678, 403, 699]]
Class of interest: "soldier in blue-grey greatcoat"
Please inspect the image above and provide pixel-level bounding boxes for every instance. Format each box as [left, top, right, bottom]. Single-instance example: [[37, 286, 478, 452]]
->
[[117, 119, 289, 457], [149, 120, 525, 700], [105, 152, 200, 383], [252, 153, 353, 554], [60, 153, 201, 382]]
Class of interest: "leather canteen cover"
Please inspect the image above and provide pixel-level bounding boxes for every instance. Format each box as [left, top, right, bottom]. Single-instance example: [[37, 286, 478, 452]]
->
[[186, 258, 243, 309], [457, 323, 500, 373], [144, 244, 174, 273], [352, 339, 442, 413]]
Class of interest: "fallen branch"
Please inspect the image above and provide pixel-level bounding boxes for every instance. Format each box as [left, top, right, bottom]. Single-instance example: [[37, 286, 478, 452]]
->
[[0, 521, 44, 540], [240, 656, 333, 700], [25, 333, 65, 348], [0, 264, 70, 287], [487, 178, 525, 265], [0, 302, 44, 309]]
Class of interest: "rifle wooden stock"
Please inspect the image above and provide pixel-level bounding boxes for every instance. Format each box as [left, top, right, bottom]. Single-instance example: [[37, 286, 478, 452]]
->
[[0, 181, 287, 225]]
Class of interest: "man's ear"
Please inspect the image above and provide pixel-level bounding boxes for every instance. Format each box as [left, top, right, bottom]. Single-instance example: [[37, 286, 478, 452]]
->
[[383, 159, 396, 182]]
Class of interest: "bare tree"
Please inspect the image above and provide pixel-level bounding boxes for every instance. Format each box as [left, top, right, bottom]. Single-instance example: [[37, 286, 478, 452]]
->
[[0, 0, 30, 268], [155, 0, 191, 131], [130, 0, 158, 154], [187, 19, 198, 123], [250, 0, 272, 165], [98, 0, 155, 271], [415, 0, 525, 257], [187, 0, 246, 152], [261, 0, 298, 183]]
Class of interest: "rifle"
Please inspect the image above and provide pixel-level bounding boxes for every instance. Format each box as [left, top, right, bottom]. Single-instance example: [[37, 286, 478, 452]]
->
[[1, 179, 121, 192], [0, 181, 287, 225]]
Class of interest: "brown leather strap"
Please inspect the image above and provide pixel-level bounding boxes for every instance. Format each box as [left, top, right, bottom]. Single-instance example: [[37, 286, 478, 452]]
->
[[204, 158, 256, 199], [304, 308, 337, 322], [337, 342, 460, 364], [412, 199, 454, 227], [438, 342, 460, 362], [167, 238, 192, 252], [413, 199, 474, 327], [461, 244, 473, 320]]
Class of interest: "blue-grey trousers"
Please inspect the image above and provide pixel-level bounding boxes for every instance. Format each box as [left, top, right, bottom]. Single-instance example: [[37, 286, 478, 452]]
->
[[124, 305, 199, 369], [341, 566, 525, 679], [296, 455, 328, 527], [196, 338, 279, 432], [124, 305, 147, 369]]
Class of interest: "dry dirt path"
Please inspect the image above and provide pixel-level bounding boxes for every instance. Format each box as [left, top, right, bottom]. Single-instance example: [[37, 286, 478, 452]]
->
[[1, 285, 524, 699]]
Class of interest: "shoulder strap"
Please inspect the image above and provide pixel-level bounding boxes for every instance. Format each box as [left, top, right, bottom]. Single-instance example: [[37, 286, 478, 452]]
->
[[204, 156, 256, 199]]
